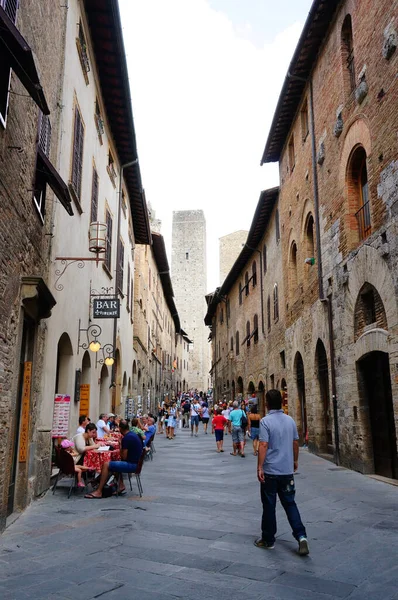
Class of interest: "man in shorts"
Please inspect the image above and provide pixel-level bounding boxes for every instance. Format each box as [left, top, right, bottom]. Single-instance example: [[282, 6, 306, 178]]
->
[[228, 400, 246, 457], [85, 420, 142, 498], [190, 398, 202, 437]]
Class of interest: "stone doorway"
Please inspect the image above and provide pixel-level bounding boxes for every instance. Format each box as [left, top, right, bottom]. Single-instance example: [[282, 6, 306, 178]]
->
[[315, 340, 333, 452], [294, 352, 307, 445], [357, 351, 397, 479]]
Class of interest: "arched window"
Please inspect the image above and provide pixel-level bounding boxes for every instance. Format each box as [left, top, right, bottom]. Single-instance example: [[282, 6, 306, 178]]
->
[[235, 331, 240, 356], [341, 15, 355, 93], [246, 320, 251, 347], [230, 336, 234, 352], [245, 271, 249, 296], [273, 284, 279, 321], [305, 214, 315, 261], [252, 261, 257, 287], [263, 244, 267, 274], [267, 296, 271, 331], [253, 314, 259, 343], [348, 146, 371, 242], [290, 241, 298, 296], [275, 209, 280, 242], [239, 282, 243, 305]]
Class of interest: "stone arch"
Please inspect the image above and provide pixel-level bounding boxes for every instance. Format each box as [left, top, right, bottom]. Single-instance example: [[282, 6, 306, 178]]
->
[[294, 351, 307, 444], [354, 283, 387, 341], [81, 350, 91, 384], [99, 364, 110, 415], [314, 339, 332, 453], [258, 380, 265, 415], [56, 332, 73, 394], [289, 241, 298, 302], [236, 376, 243, 395], [248, 381, 255, 395], [343, 245, 398, 343]]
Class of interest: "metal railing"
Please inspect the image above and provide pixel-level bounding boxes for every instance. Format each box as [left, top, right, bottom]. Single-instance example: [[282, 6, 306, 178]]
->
[[355, 200, 371, 240]]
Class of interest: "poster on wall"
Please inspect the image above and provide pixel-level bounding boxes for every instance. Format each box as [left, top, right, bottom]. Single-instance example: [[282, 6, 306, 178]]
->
[[79, 384, 90, 417], [51, 394, 71, 438]]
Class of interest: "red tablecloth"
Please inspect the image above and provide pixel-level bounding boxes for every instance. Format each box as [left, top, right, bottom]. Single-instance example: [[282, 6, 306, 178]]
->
[[84, 449, 120, 472]]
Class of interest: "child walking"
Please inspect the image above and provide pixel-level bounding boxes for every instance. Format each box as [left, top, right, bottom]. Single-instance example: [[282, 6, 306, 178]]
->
[[212, 408, 227, 453]]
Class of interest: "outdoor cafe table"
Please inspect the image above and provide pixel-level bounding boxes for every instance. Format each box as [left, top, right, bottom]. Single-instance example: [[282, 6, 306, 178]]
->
[[83, 442, 120, 472]]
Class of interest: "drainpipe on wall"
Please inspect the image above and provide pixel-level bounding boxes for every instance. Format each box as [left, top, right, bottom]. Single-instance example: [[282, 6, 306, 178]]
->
[[288, 73, 340, 465]]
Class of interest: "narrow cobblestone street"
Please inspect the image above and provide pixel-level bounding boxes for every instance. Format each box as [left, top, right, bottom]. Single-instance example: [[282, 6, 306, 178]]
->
[[1, 429, 398, 600]]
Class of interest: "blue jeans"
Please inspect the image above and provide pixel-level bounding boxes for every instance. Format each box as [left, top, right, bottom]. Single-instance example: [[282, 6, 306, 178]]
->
[[260, 474, 306, 544]]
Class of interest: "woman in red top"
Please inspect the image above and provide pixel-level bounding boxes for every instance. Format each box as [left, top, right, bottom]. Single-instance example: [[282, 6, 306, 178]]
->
[[212, 408, 227, 453]]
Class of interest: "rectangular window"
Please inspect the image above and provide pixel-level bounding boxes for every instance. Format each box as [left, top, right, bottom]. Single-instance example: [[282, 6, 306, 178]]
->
[[94, 98, 104, 140], [130, 275, 134, 316], [76, 20, 90, 84], [288, 136, 295, 171], [0, 0, 18, 127], [33, 113, 52, 221], [118, 240, 124, 295], [90, 167, 98, 223], [301, 100, 309, 141], [70, 106, 84, 202], [185, 252, 189, 260], [107, 151, 117, 186], [126, 263, 130, 311], [105, 210, 112, 273]]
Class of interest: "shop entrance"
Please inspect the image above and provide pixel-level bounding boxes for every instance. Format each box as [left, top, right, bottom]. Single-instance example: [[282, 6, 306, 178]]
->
[[357, 351, 397, 479]]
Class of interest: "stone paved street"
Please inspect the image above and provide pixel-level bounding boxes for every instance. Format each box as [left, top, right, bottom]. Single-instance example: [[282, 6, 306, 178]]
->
[[1, 428, 398, 600]]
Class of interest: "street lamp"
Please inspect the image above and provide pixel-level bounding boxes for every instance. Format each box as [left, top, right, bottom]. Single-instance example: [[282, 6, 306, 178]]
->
[[54, 220, 107, 291]]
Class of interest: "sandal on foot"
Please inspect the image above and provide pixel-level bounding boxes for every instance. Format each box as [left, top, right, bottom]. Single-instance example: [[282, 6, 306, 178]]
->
[[84, 493, 102, 499]]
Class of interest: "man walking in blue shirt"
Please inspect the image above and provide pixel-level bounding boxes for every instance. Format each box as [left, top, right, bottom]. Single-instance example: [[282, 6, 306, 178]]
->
[[255, 389, 309, 555]]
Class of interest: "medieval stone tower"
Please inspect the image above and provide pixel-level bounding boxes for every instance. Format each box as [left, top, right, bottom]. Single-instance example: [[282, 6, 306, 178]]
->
[[171, 210, 210, 393], [219, 230, 248, 285]]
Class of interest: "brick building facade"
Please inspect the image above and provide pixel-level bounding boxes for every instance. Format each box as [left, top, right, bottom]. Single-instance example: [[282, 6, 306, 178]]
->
[[207, 0, 398, 479], [0, 0, 74, 529]]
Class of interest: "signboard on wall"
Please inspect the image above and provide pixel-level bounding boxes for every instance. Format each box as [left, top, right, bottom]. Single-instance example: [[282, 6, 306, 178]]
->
[[51, 394, 71, 438], [93, 298, 120, 318], [79, 384, 90, 417], [19, 361, 32, 463]]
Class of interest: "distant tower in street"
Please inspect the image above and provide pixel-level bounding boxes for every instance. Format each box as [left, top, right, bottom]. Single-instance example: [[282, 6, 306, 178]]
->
[[171, 210, 209, 392], [219, 230, 248, 285]]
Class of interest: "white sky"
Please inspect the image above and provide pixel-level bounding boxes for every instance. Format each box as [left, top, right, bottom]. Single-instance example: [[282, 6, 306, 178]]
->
[[119, 0, 313, 293]]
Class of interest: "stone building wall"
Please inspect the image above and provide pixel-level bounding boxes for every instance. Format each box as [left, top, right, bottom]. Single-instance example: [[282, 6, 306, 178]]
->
[[171, 210, 209, 392], [0, 0, 68, 529], [273, 0, 398, 473], [219, 230, 248, 286]]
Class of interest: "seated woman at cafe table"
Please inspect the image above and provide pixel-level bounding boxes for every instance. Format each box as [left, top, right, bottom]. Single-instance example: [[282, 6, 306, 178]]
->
[[85, 420, 143, 498], [61, 439, 91, 488], [73, 422, 101, 463]]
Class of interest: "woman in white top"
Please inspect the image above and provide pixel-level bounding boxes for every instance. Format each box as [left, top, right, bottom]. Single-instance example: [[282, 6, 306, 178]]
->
[[73, 423, 101, 463]]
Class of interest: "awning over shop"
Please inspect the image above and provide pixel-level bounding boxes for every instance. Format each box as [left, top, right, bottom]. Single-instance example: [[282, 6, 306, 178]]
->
[[0, 7, 49, 115], [37, 147, 74, 216]]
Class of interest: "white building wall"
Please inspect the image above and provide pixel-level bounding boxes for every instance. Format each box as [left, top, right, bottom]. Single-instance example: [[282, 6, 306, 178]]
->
[[39, 0, 137, 438]]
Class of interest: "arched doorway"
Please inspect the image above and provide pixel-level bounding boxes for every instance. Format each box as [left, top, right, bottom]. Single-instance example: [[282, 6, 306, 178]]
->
[[55, 333, 73, 394], [294, 352, 307, 445], [81, 351, 91, 419], [281, 378, 288, 415], [99, 364, 110, 416], [237, 377, 243, 396], [231, 380, 235, 401], [248, 381, 255, 406], [357, 352, 397, 478], [315, 340, 332, 452], [258, 381, 265, 415]]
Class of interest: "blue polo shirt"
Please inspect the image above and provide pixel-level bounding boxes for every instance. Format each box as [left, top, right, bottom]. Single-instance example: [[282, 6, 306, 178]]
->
[[259, 410, 299, 475]]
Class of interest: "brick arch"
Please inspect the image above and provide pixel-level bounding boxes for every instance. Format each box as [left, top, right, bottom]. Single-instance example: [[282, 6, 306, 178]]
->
[[354, 283, 388, 341], [343, 245, 398, 342], [339, 117, 372, 188]]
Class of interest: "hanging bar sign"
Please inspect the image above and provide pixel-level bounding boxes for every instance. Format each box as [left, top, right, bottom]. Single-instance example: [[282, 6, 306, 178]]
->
[[93, 298, 120, 318]]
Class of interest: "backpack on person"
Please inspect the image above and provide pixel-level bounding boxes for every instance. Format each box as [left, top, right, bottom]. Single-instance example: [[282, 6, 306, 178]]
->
[[240, 410, 248, 430]]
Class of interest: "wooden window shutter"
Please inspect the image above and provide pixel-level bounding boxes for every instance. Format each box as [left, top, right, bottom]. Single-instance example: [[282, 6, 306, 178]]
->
[[126, 263, 130, 309], [105, 210, 112, 271], [90, 167, 98, 223], [71, 107, 84, 199]]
